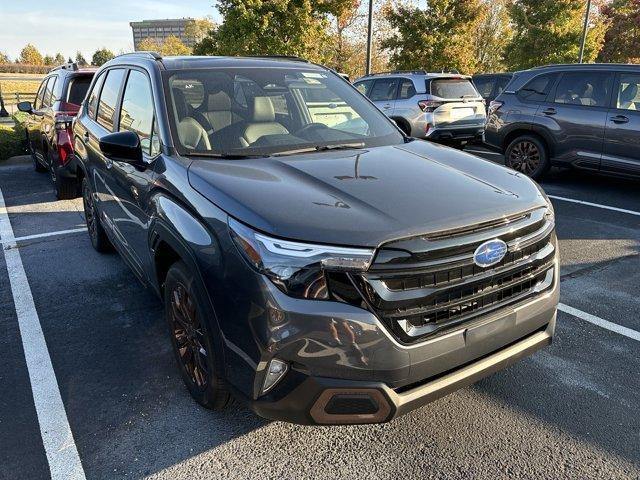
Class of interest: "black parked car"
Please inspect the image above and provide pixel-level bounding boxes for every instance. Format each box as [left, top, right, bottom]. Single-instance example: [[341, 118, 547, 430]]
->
[[19, 63, 95, 198], [73, 53, 558, 425], [484, 63, 640, 179], [472, 73, 513, 105]]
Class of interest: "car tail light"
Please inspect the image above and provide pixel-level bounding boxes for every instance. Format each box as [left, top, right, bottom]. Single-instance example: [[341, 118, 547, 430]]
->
[[55, 114, 74, 166], [488, 100, 503, 115], [418, 100, 443, 112]]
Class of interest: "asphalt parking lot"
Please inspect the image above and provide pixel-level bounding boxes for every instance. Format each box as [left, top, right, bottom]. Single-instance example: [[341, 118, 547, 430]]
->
[[1, 149, 639, 480]]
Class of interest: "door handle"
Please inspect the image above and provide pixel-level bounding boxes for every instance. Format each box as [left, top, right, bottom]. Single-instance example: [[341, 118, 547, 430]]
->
[[610, 115, 629, 124], [542, 108, 556, 115]]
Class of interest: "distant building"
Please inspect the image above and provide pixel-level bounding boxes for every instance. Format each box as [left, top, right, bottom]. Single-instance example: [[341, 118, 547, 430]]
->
[[130, 18, 194, 50]]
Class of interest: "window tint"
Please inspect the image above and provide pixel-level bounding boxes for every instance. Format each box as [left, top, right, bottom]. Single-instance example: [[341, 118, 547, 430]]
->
[[87, 72, 106, 119], [34, 79, 48, 109], [398, 79, 416, 99], [119, 70, 155, 155], [42, 76, 57, 108], [430, 78, 478, 98], [369, 78, 399, 101], [615, 73, 640, 111], [97, 69, 125, 131], [67, 76, 92, 106], [354, 80, 373, 96], [554, 71, 612, 107], [519, 73, 557, 102], [495, 76, 511, 96], [473, 77, 495, 98]]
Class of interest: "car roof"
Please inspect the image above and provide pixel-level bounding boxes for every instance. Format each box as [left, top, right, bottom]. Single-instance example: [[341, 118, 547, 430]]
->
[[354, 71, 471, 82], [520, 63, 640, 74]]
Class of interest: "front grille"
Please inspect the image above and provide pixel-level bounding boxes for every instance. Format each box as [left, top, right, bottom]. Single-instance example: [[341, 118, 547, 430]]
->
[[353, 207, 556, 343]]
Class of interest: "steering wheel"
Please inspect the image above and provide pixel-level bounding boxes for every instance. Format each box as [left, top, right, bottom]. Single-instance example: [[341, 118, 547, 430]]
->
[[294, 122, 329, 139]]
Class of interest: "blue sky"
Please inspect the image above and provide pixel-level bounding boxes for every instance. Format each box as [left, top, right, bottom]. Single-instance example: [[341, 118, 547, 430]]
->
[[0, 0, 220, 60]]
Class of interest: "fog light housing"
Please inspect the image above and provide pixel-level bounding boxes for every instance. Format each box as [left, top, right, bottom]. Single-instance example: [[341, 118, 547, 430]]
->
[[262, 359, 288, 393]]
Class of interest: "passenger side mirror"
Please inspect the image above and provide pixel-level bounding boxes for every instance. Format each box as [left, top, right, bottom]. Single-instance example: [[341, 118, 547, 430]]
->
[[17, 101, 33, 113], [99, 130, 143, 164]]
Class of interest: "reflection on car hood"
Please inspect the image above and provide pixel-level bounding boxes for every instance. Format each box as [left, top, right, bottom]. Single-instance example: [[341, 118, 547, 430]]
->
[[187, 140, 548, 247]]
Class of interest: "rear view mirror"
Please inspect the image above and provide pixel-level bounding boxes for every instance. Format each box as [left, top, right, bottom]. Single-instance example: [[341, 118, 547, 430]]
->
[[99, 130, 142, 164], [17, 101, 33, 113]]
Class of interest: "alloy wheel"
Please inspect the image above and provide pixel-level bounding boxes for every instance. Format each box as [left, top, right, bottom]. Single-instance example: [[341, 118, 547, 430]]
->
[[509, 140, 541, 175], [169, 283, 209, 390]]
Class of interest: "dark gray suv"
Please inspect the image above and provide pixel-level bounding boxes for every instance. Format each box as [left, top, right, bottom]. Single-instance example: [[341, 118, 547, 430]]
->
[[485, 63, 640, 179], [73, 53, 558, 425]]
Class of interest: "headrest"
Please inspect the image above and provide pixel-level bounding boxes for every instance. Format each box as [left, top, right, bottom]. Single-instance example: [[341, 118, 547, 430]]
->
[[621, 83, 638, 103], [207, 90, 232, 111], [172, 88, 189, 120], [251, 96, 275, 122]]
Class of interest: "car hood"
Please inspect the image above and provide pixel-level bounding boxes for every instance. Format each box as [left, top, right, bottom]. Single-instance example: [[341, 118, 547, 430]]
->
[[187, 141, 548, 247]]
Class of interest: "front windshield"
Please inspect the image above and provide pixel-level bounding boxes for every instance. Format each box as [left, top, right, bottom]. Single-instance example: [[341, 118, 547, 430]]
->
[[164, 66, 404, 157]]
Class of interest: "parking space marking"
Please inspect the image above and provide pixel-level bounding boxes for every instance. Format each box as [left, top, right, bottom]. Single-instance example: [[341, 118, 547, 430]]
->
[[548, 195, 640, 217], [1, 227, 88, 247], [0, 186, 86, 480], [559, 303, 640, 342]]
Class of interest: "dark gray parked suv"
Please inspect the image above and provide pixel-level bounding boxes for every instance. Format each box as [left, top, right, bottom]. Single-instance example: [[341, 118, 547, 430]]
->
[[73, 53, 558, 425], [485, 63, 640, 179]]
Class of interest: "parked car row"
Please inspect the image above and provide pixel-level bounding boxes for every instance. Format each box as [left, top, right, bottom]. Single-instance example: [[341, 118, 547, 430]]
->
[[16, 54, 559, 425]]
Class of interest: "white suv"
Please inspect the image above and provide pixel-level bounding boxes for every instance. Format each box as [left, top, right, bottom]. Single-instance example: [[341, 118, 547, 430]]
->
[[354, 71, 486, 146]]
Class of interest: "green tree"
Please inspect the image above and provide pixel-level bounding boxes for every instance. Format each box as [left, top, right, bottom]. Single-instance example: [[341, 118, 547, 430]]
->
[[138, 37, 162, 52], [598, 0, 640, 63], [474, 0, 512, 72], [505, 0, 608, 70], [54, 53, 65, 64], [91, 48, 115, 66], [43, 54, 55, 65], [193, 0, 334, 63], [18, 44, 44, 65], [185, 17, 216, 44], [382, 0, 483, 74], [159, 36, 192, 55], [0, 51, 9, 64], [76, 51, 88, 66]]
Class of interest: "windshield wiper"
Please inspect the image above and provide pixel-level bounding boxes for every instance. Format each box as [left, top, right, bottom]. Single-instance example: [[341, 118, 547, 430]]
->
[[182, 151, 270, 159], [272, 142, 365, 156], [520, 87, 546, 96]]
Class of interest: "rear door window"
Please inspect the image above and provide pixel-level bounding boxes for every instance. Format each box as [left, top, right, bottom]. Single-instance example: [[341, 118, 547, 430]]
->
[[97, 69, 126, 131], [554, 71, 612, 107], [615, 73, 640, 111], [369, 78, 399, 101], [430, 78, 478, 99], [398, 79, 416, 99]]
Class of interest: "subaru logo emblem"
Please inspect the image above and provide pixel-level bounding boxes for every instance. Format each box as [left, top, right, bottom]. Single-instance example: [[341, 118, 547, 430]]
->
[[473, 239, 508, 268]]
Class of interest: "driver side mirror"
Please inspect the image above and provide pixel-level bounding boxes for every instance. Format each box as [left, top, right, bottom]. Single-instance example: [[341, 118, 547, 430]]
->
[[17, 101, 33, 113], [99, 130, 143, 164]]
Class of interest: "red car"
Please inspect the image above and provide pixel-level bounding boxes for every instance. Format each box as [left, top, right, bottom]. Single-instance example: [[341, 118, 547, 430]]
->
[[19, 63, 95, 199]]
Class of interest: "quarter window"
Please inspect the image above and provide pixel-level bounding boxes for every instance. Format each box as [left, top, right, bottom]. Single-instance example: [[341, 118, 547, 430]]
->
[[87, 72, 106, 119], [34, 79, 48, 110], [518, 74, 557, 102], [554, 72, 612, 107], [119, 70, 156, 155], [42, 76, 57, 108], [615, 73, 640, 111], [354, 80, 373, 96], [369, 78, 399, 102], [97, 69, 126, 131]]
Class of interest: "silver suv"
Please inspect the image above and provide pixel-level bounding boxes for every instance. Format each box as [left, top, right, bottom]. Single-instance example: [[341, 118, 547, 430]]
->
[[354, 71, 486, 145]]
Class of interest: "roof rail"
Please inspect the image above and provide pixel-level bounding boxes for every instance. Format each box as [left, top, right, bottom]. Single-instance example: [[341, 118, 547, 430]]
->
[[116, 51, 163, 61], [361, 70, 429, 77], [50, 62, 79, 72], [246, 55, 310, 63]]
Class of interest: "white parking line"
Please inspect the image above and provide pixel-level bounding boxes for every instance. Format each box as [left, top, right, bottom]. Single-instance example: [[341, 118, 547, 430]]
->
[[1, 227, 87, 246], [0, 186, 86, 479], [548, 195, 640, 217], [559, 303, 640, 342]]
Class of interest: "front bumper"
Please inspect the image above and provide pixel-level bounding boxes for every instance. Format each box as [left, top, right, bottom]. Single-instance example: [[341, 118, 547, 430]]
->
[[227, 259, 559, 425]]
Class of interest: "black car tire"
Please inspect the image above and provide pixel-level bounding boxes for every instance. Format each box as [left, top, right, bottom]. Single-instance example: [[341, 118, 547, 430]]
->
[[49, 151, 77, 200], [82, 178, 113, 253], [164, 261, 230, 410], [505, 135, 550, 180]]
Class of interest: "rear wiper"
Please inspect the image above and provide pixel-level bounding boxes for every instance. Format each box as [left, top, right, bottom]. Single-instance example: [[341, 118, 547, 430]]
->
[[272, 142, 365, 156], [182, 151, 270, 159]]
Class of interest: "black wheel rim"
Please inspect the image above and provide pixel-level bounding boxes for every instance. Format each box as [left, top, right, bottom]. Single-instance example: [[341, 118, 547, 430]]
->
[[169, 283, 209, 390], [509, 141, 541, 175], [83, 185, 98, 241]]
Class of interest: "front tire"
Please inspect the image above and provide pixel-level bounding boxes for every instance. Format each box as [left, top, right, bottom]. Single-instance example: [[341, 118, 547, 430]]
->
[[505, 135, 550, 180], [164, 261, 230, 410], [82, 178, 112, 252]]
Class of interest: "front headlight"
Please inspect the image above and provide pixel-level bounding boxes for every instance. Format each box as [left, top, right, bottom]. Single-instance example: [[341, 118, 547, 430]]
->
[[228, 218, 375, 300]]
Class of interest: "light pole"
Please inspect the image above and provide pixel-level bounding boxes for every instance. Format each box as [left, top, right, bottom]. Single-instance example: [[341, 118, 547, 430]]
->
[[365, 0, 374, 75], [578, 0, 592, 63]]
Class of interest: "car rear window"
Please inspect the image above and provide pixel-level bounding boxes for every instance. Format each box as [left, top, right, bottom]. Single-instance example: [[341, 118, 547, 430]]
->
[[429, 78, 478, 99], [67, 76, 93, 106]]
